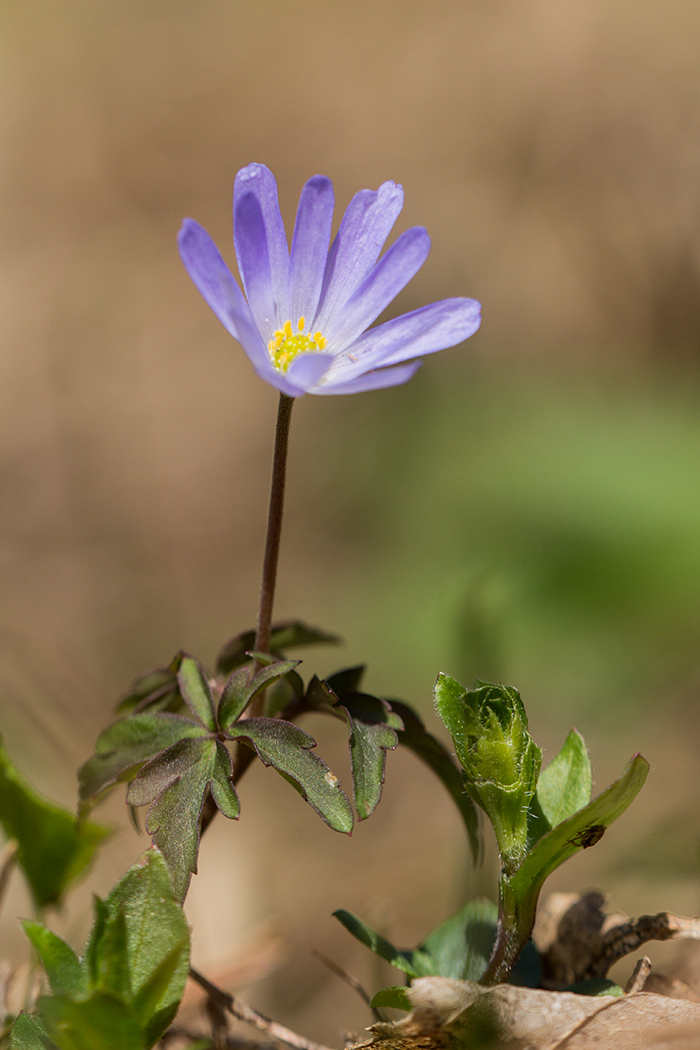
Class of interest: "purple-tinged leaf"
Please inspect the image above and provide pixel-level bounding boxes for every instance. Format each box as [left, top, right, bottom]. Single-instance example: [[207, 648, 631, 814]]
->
[[177, 656, 216, 731], [127, 739, 238, 900], [217, 660, 299, 730], [326, 665, 366, 695], [78, 713, 207, 805], [229, 718, 353, 834], [116, 662, 181, 716], [334, 693, 403, 820], [210, 741, 240, 819]]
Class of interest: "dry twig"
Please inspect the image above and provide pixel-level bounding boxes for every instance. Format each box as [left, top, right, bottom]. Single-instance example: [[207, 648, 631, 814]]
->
[[189, 967, 339, 1050]]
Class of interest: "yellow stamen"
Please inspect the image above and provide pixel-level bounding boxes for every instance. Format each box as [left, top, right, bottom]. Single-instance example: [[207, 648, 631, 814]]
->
[[267, 317, 328, 373]]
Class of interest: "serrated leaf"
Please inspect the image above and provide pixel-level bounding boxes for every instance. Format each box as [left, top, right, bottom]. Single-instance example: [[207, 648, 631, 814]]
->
[[127, 737, 220, 901], [218, 660, 299, 730], [38, 991, 141, 1050], [22, 923, 87, 999], [78, 712, 207, 805], [370, 986, 412, 1012], [82, 848, 189, 1045], [126, 739, 239, 899], [418, 899, 498, 981], [390, 701, 481, 864], [216, 621, 340, 676], [333, 910, 421, 978], [10, 1013, 56, 1050], [177, 657, 216, 731], [334, 694, 403, 820], [0, 736, 110, 908], [528, 730, 592, 847], [229, 718, 353, 834]]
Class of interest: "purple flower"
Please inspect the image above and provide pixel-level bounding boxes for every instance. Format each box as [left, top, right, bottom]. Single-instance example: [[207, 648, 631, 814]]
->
[[178, 164, 481, 397]]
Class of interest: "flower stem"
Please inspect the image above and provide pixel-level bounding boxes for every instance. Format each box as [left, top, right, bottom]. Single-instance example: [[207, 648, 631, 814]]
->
[[251, 392, 294, 697]]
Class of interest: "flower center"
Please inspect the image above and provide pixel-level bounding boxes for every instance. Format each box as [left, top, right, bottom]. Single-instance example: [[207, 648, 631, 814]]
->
[[268, 317, 327, 373]]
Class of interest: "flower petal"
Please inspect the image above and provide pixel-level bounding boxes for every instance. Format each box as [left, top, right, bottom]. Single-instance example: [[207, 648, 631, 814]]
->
[[178, 219, 269, 370], [325, 297, 482, 384], [285, 352, 335, 394], [234, 164, 290, 333], [323, 226, 431, 350], [311, 360, 422, 395], [289, 175, 334, 326], [313, 181, 404, 336]]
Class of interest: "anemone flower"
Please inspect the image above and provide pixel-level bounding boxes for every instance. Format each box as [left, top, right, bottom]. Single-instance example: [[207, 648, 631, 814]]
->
[[178, 164, 481, 398]]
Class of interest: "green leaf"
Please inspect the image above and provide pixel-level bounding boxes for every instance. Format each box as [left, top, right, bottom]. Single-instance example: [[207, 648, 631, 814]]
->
[[130, 943, 188, 1032], [229, 719, 353, 834], [82, 848, 189, 1045], [79, 713, 206, 806], [177, 657, 216, 731], [10, 1012, 56, 1050], [0, 736, 110, 908], [418, 899, 498, 981], [90, 908, 130, 1002], [528, 730, 592, 846], [209, 742, 240, 819], [390, 700, 481, 864], [333, 694, 403, 820], [434, 675, 541, 874], [21, 923, 87, 999], [370, 986, 412, 1012], [216, 621, 340, 676], [127, 738, 238, 901], [332, 910, 421, 978], [38, 992, 142, 1050], [568, 979, 625, 997], [217, 661, 300, 730], [510, 753, 649, 900]]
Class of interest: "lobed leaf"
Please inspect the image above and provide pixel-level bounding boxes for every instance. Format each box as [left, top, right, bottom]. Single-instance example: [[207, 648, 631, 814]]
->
[[116, 662, 181, 716], [0, 736, 110, 908], [229, 718, 353, 834], [334, 693, 403, 820], [217, 660, 300, 730], [127, 737, 238, 900], [78, 712, 206, 805], [177, 656, 216, 731]]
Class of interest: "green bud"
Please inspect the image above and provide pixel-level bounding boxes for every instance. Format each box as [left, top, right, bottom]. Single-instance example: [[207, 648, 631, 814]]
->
[[434, 674, 541, 874]]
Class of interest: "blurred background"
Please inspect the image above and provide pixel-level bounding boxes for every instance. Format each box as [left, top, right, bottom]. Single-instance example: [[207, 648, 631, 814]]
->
[[3, 0, 700, 1041]]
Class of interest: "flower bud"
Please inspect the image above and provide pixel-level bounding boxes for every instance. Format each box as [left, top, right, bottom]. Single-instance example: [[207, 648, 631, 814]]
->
[[434, 674, 541, 874]]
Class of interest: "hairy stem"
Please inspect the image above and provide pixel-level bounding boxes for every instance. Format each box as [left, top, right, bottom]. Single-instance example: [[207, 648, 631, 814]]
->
[[480, 873, 537, 985]]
